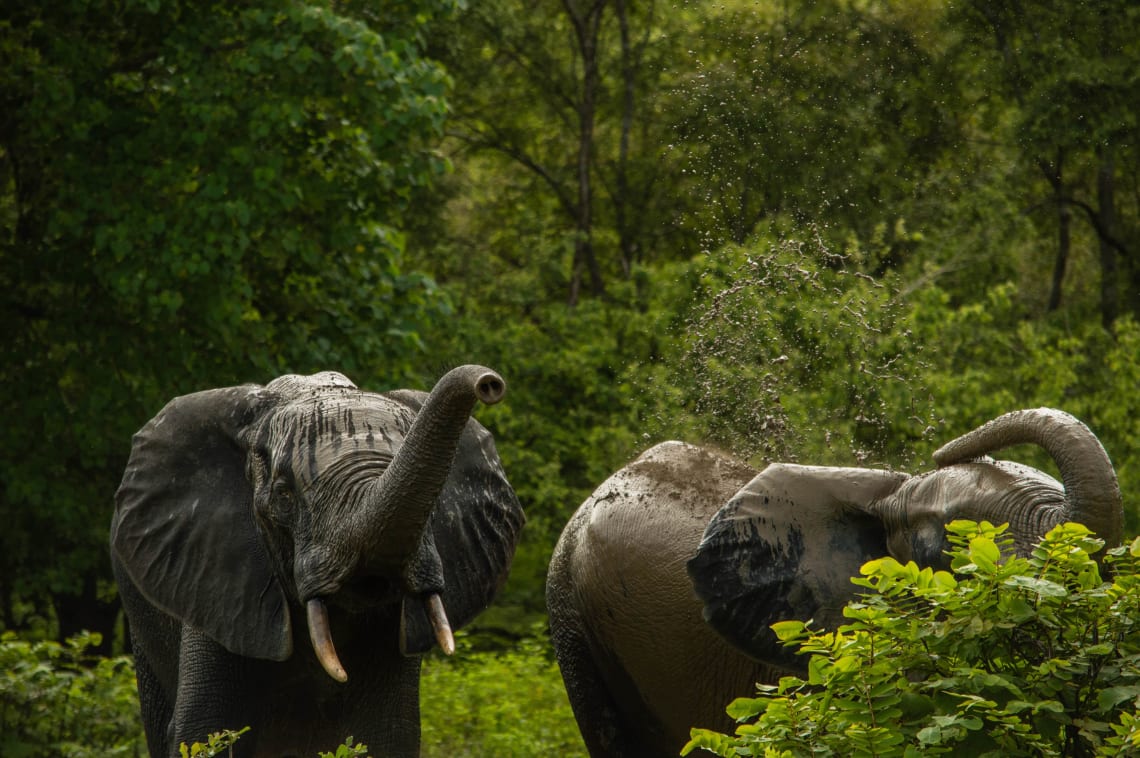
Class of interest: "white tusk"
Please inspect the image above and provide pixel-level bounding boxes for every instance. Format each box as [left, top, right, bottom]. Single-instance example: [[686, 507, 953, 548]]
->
[[426, 593, 455, 655], [306, 598, 348, 682]]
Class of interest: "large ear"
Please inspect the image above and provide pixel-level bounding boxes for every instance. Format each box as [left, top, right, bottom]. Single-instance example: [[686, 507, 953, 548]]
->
[[111, 385, 292, 661], [386, 389, 525, 655], [687, 463, 907, 668]]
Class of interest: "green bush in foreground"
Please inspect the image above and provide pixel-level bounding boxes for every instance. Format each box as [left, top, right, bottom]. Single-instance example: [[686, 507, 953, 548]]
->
[[0, 631, 144, 757], [1, 626, 582, 757], [685, 521, 1140, 757]]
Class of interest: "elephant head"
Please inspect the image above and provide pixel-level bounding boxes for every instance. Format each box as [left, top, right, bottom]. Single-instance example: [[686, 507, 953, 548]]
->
[[111, 365, 524, 682], [687, 408, 1123, 668]]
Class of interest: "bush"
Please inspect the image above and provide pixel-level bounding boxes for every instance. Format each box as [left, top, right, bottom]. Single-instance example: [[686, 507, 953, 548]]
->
[[685, 522, 1140, 757], [0, 631, 145, 757], [420, 632, 585, 756], [1, 627, 582, 757]]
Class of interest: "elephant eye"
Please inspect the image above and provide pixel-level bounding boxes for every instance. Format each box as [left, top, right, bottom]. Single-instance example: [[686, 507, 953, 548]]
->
[[271, 478, 298, 514]]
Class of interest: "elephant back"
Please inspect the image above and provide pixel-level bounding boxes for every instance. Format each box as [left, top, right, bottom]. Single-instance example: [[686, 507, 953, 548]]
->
[[550, 441, 767, 754]]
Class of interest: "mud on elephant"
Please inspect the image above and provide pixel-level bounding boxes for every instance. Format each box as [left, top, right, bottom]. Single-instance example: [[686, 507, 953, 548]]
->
[[111, 365, 524, 757], [546, 408, 1122, 757]]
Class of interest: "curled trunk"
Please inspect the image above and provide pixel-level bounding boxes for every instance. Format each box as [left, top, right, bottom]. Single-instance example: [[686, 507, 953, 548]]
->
[[933, 408, 1123, 551]]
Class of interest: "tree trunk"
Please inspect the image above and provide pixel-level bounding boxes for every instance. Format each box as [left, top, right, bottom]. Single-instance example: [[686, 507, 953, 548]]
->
[[566, 0, 607, 305], [614, 0, 635, 277], [1096, 146, 1118, 329], [1041, 150, 1070, 312]]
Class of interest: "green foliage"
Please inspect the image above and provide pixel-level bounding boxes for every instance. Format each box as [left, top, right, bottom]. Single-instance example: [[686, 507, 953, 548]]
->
[[317, 738, 371, 758], [419, 632, 585, 757], [0, 631, 144, 757], [1, 0, 456, 632], [684, 522, 1140, 757], [179, 728, 249, 758], [670, 0, 960, 251], [178, 729, 369, 757], [418, 0, 687, 299]]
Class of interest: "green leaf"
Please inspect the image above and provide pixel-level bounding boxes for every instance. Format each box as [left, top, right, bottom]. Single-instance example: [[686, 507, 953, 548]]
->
[[1097, 686, 1140, 712], [968, 537, 1001, 571], [682, 729, 740, 757], [1004, 575, 1069, 598], [917, 725, 943, 745], [771, 620, 807, 641], [726, 697, 769, 721]]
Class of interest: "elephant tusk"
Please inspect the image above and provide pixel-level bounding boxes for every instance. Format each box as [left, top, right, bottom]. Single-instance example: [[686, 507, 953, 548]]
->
[[426, 593, 455, 655], [306, 598, 348, 683]]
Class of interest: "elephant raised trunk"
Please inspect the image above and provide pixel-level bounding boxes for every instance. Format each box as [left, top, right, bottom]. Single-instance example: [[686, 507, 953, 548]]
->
[[360, 365, 505, 562], [932, 407, 1123, 554], [306, 365, 506, 682]]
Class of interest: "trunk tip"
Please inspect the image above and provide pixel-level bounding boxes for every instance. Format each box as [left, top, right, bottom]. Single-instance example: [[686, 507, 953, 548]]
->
[[474, 371, 506, 405]]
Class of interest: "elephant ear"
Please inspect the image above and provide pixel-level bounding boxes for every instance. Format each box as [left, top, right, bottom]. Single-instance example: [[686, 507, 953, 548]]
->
[[111, 385, 293, 661], [687, 463, 907, 668], [385, 390, 525, 655]]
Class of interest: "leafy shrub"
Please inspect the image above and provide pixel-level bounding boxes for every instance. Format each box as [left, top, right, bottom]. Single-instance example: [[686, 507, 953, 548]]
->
[[178, 730, 372, 757], [685, 522, 1140, 757], [420, 632, 585, 757], [0, 631, 145, 757], [179, 728, 249, 758], [1, 627, 581, 757]]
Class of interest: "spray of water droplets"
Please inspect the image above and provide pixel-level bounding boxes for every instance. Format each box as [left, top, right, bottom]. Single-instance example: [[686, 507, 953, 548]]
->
[[645, 230, 938, 471]]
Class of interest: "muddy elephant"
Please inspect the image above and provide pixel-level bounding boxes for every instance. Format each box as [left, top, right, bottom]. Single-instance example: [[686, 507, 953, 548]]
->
[[546, 408, 1122, 757], [111, 365, 524, 757]]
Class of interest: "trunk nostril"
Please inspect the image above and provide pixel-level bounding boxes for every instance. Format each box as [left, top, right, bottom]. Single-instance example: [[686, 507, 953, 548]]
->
[[474, 373, 506, 405]]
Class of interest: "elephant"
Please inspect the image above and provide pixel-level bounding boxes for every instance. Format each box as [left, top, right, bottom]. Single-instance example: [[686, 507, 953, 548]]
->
[[546, 408, 1122, 757], [110, 365, 524, 757]]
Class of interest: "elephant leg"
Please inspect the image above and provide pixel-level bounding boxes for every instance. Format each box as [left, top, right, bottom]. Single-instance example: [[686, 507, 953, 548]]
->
[[171, 626, 263, 757], [340, 656, 424, 757], [549, 523, 666, 758], [113, 559, 180, 754], [132, 643, 174, 757], [549, 607, 667, 757]]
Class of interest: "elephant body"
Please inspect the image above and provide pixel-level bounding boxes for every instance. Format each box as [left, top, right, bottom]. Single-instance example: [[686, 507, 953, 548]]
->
[[111, 366, 524, 757], [548, 409, 1122, 757], [115, 581, 425, 755], [546, 441, 780, 756]]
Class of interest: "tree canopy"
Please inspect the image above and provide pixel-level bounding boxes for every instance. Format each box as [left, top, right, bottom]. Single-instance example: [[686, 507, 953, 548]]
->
[[1, 0, 456, 640]]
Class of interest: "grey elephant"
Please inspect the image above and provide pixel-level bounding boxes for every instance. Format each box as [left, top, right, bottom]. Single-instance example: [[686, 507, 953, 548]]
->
[[111, 365, 524, 757], [546, 408, 1122, 757]]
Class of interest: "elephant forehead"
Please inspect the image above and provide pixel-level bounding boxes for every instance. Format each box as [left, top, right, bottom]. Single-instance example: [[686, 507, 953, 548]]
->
[[901, 461, 1065, 538], [267, 393, 414, 481], [902, 463, 1022, 518]]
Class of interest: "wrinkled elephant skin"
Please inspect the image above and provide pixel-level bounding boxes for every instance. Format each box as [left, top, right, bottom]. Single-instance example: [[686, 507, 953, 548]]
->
[[547, 442, 778, 756], [548, 409, 1122, 757], [111, 366, 524, 757]]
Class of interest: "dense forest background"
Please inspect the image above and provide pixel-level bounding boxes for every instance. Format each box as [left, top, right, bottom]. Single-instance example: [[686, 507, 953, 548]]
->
[[2, 0, 1139, 753]]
